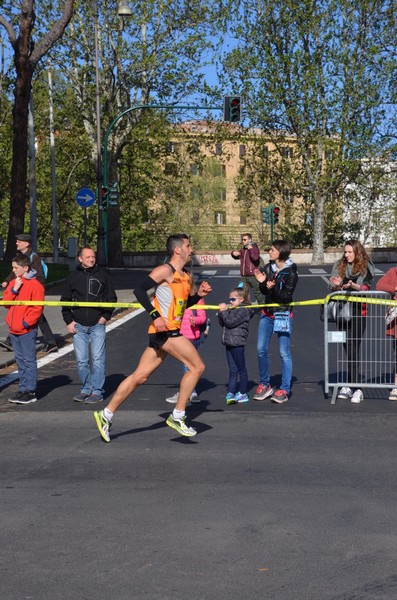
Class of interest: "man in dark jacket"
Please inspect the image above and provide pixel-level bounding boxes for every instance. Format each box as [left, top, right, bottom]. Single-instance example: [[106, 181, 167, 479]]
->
[[61, 247, 117, 404], [0, 233, 57, 353], [231, 233, 263, 303]]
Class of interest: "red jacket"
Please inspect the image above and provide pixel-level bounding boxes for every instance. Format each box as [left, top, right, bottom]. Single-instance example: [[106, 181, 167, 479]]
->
[[3, 276, 44, 335], [376, 267, 397, 339]]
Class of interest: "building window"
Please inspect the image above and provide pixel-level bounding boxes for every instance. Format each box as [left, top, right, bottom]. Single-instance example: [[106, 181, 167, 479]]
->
[[215, 143, 222, 156], [214, 211, 226, 224], [239, 164, 246, 176], [192, 212, 200, 224], [349, 211, 359, 224], [191, 163, 200, 176], [239, 144, 246, 157], [283, 189, 293, 202], [191, 186, 201, 201], [281, 146, 293, 159], [240, 213, 247, 225], [215, 187, 226, 202], [164, 162, 178, 176]]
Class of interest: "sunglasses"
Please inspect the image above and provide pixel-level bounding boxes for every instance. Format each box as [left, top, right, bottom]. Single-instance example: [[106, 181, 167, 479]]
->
[[229, 297, 239, 302]]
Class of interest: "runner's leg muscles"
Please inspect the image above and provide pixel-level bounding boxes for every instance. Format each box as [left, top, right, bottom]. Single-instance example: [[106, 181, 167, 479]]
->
[[107, 347, 167, 413]]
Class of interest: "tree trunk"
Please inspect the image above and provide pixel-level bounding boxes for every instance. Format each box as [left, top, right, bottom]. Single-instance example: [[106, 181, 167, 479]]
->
[[5, 53, 33, 260], [311, 193, 325, 264]]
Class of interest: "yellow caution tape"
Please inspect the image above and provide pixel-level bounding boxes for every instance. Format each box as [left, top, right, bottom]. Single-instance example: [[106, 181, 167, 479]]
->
[[0, 296, 396, 310]]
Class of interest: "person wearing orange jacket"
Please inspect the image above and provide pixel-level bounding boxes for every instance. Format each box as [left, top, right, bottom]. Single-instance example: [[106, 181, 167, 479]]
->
[[376, 266, 397, 400], [2, 253, 44, 404]]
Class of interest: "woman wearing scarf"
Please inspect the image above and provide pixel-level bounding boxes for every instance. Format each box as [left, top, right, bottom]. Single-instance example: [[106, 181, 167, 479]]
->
[[329, 239, 375, 404]]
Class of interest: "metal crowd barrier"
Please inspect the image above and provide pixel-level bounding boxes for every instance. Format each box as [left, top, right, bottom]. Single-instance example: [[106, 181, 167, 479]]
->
[[324, 291, 396, 404]]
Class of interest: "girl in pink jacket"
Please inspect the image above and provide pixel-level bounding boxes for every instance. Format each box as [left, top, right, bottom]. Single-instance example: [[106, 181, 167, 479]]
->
[[166, 283, 207, 404]]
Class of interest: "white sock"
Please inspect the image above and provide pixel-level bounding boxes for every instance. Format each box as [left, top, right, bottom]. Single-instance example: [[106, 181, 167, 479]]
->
[[173, 409, 185, 420], [103, 407, 114, 421]]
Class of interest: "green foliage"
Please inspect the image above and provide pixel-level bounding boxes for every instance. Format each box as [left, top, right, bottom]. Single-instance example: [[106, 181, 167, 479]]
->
[[218, 0, 397, 261]]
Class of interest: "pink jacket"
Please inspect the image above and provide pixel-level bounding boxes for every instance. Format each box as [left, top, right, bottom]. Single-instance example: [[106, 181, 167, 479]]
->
[[180, 298, 206, 341]]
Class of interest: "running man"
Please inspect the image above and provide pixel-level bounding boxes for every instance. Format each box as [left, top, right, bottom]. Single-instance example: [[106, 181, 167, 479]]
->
[[94, 234, 212, 442]]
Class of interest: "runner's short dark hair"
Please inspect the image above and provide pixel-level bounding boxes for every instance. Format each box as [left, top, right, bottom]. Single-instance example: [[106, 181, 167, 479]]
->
[[166, 234, 189, 257]]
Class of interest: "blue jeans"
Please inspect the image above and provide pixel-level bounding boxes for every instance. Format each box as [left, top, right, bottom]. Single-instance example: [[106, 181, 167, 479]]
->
[[257, 314, 293, 393], [225, 345, 248, 394], [10, 328, 38, 392], [73, 322, 106, 396]]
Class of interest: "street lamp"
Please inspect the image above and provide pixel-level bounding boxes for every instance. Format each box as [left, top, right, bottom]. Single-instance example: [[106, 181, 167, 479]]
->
[[94, 0, 132, 267], [118, 0, 133, 16]]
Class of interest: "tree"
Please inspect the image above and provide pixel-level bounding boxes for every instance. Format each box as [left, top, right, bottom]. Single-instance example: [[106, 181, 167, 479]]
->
[[218, 0, 396, 262], [0, 0, 73, 259], [51, 0, 219, 265]]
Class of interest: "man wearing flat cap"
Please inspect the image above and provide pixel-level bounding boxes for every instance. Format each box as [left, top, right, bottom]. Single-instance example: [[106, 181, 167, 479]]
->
[[0, 233, 58, 353]]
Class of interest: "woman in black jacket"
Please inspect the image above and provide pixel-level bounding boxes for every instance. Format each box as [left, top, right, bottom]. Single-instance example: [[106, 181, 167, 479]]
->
[[253, 240, 298, 404]]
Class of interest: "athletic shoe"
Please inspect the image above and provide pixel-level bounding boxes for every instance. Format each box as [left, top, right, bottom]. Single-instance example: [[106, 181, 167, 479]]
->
[[0, 339, 13, 351], [235, 392, 249, 403], [166, 414, 197, 437], [225, 392, 236, 405], [253, 383, 274, 401], [351, 389, 364, 404], [43, 344, 58, 354], [388, 388, 397, 401], [10, 391, 37, 405], [84, 394, 103, 404], [166, 392, 179, 404], [338, 387, 353, 400], [8, 391, 23, 403], [73, 392, 89, 403], [271, 389, 289, 404], [165, 392, 197, 404], [94, 410, 111, 443]]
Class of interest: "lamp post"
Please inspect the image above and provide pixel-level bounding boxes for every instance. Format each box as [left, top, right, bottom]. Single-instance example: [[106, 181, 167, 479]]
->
[[93, 0, 106, 266], [94, 0, 132, 266]]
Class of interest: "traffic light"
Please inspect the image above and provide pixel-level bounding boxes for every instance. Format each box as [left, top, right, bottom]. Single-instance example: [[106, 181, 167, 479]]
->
[[261, 207, 271, 224], [273, 206, 280, 224], [223, 96, 241, 122], [108, 182, 119, 206]]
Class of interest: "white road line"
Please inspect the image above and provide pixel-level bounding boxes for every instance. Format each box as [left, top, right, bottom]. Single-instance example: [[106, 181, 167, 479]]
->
[[0, 307, 145, 390]]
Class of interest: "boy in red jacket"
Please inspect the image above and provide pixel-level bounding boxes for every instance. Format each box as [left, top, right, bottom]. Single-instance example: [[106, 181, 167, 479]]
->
[[3, 254, 44, 404]]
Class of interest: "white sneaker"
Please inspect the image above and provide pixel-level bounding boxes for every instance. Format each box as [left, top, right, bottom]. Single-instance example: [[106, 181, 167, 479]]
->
[[190, 391, 200, 403], [338, 387, 353, 400], [388, 388, 397, 401], [165, 392, 179, 404], [165, 391, 198, 404], [351, 389, 364, 404]]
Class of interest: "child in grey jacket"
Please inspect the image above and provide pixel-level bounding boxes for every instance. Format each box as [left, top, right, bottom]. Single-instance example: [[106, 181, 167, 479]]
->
[[218, 287, 255, 405]]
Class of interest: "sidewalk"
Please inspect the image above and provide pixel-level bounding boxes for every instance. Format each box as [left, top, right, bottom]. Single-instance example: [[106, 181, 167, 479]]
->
[[0, 269, 147, 370]]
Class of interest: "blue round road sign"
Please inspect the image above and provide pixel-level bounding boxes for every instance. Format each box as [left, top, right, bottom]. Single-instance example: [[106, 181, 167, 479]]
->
[[76, 188, 96, 208]]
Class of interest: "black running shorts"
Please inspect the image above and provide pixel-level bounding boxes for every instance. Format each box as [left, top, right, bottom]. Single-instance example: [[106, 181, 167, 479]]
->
[[148, 330, 182, 349]]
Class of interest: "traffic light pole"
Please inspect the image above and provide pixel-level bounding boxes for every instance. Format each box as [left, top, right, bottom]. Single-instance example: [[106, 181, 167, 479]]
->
[[102, 103, 222, 262]]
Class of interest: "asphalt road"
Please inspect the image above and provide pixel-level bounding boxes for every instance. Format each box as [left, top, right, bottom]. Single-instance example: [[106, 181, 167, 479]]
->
[[1, 264, 397, 600]]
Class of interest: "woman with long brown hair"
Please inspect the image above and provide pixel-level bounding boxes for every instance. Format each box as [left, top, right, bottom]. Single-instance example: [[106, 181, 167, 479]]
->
[[329, 239, 375, 403]]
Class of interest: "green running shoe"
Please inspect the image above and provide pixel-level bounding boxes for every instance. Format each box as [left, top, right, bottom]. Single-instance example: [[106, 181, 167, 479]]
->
[[94, 410, 111, 443], [166, 414, 197, 437], [225, 393, 236, 405]]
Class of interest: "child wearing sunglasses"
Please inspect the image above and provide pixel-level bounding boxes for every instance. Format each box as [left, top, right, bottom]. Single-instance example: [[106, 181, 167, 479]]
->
[[218, 287, 255, 405]]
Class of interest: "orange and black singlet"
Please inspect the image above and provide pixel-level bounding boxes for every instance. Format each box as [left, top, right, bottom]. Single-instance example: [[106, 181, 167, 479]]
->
[[148, 265, 191, 334]]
